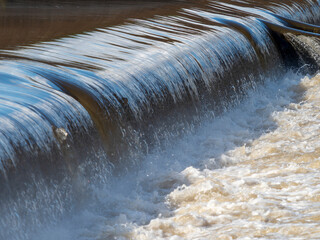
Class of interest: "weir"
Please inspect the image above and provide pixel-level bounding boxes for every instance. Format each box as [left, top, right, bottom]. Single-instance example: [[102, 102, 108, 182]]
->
[[0, 0, 320, 239]]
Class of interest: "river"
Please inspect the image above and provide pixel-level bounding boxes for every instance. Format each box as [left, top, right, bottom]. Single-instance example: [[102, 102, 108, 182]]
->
[[1, 1, 320, 239]]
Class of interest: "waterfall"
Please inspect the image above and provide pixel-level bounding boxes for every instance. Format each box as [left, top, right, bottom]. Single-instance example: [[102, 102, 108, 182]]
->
[[1, 0, 320, 239]]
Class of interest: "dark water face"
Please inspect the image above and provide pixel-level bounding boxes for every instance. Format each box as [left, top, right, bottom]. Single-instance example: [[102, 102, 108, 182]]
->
[[0, 0, 192, 49], [0, 0, 320, 239]]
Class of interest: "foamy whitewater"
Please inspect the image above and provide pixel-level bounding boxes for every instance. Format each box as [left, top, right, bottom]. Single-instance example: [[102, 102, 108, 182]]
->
[[31, 71, 320, 239]]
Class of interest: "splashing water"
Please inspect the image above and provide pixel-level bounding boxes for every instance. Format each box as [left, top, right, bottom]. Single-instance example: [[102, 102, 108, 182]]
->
[[127, 73, 320, 240], [28, 71, 320, 239], [1, 1, 320, 239]]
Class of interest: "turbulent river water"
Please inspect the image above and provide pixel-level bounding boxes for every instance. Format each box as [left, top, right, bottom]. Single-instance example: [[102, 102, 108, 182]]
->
[[129, 73, 320, 240], [32, 72, 320, 240], [1, 0, 320, 239]]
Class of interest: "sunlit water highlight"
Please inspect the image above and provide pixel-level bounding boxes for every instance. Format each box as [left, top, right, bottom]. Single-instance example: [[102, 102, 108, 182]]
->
[[31, 72, 320, 239]]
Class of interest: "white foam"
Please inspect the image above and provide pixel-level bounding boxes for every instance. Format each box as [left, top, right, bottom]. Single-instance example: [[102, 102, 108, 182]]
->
[[129, 73, 320, 239], [33, 69, 320, 239]]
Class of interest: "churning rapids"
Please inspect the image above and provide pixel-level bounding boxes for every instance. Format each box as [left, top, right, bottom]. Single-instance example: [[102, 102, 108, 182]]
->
[[2, 0, 320, 239]]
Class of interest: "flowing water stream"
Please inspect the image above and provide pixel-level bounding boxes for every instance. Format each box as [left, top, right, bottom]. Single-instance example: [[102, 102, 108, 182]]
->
[[130, 73, 320, 240], [31, 72, 320, 239], [1, 0, 320, 239]]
